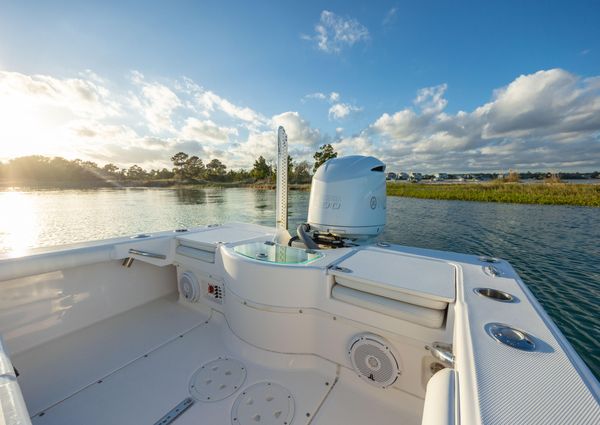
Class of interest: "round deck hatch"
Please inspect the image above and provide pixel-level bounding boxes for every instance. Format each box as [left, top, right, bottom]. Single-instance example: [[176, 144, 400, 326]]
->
[[231, 382, 294, 425], [189, 358, 246, 402], [485, 323, 536, 351]]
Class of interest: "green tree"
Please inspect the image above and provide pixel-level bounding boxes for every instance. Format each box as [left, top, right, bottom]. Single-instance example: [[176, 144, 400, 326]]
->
[[171, 152, 189, 179], [127, 165, 147, 180], [206, 158, 227, 180], [184, 156, 205, 179], [81, 161, 99, 170], [313, 144, 337, 172], [225, 168, 251, 182], [156, 168, 175, 179], [251, 155, 272, 180], [102, 163, 119, 176], [293, 160, 311, 183]]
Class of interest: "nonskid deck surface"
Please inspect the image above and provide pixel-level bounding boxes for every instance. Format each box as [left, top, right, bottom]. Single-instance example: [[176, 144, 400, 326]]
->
[[18, 296, 422, 425]]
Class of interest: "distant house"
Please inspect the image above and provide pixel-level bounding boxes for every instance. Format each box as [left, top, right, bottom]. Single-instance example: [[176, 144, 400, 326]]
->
[[434, 173, 448, 181], [409, 172, 422, 182], [397, 172, 409, 180], [386, 172, 397, 181]]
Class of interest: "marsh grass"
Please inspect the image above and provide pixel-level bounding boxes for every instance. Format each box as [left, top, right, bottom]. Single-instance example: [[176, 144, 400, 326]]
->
[[386, 181, 600, 207]]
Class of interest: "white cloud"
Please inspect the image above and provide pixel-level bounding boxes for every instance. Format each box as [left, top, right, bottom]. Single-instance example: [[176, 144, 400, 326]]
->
[[414, 84, 448, 114], [1, 67, 599, 173], [0, 69, 324, 168], [201, 90, 264, 124], [303, 92, 327, 101], [365, 69, 600, 172], [178, 77, 267, 128], [383, 7, 398, 26], [329, 103, 362, 120], [303, 10, 369, 53], [303, 90, 361, 120], [271, 111, 322, 148], [0, 70, 119, 119], [130, 71, 182, 134], [180, 118, 238, 145], [303, 91, 340, 103]]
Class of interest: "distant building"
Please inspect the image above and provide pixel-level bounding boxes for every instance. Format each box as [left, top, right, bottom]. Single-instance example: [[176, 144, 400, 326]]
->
[[397, 172, 409, 180], [434, 173, 448, 181], [409, 172, 422, 182], [386, 172, 397, 181]]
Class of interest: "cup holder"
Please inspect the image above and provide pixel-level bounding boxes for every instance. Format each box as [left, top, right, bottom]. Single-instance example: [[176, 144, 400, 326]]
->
[[485, 323, 536, 351], [474, 287, 516, 303]]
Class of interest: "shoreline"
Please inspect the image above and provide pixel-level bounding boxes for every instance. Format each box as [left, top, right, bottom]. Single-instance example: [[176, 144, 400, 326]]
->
[[1, 180, 598, 207]]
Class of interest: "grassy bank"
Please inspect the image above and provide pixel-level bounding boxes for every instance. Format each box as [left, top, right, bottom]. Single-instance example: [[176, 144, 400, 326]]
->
[[386, 182, 600, 207]]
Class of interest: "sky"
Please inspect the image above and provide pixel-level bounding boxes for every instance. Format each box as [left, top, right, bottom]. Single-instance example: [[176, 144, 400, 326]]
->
[[0, 0, 599, 173]]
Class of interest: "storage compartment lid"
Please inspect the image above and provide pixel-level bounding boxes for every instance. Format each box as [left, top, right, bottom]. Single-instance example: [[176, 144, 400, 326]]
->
[[176, 226, 270, 252], [330, 249, 455, 309]]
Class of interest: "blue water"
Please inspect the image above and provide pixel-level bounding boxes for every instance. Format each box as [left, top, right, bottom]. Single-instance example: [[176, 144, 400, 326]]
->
[[1, 187, 598, 378]]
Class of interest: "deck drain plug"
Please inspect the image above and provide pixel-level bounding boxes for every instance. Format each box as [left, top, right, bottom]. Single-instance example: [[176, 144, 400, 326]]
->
[[189, 358, 246, 402], [231, 382, 295, 425]]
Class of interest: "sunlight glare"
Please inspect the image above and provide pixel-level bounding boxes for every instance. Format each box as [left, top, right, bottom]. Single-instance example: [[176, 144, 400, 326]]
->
[[0, 191, 39, 256]]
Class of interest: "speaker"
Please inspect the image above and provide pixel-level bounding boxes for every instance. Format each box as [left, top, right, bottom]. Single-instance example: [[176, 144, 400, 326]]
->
[[348, 333, 400, 388], [179, 271, 201, 302]]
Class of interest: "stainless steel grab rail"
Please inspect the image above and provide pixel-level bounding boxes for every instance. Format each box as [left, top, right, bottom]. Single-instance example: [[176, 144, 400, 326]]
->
[[128, 248, 167, 260]]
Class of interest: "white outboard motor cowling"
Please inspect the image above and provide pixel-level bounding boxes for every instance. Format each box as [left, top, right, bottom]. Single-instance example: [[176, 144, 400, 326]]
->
[[307, 155, 386, 240]]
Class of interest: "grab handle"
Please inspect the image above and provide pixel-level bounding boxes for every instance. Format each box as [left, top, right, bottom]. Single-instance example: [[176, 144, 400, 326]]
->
[[128, 248, 166, 260]]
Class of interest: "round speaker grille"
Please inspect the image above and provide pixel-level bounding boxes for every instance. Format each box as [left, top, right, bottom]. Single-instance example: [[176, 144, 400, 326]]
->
[[179, 271, 200, 302], [349, 333, 400, 388]]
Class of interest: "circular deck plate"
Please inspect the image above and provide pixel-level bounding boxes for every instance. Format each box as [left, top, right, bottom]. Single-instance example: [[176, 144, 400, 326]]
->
[[189, 358, 246, 402], [231, 382, 294, 425], [485, 323, 536, 351]]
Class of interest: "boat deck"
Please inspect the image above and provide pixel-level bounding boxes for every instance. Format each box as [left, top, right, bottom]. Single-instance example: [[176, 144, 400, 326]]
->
[[14, 295, 423, 425]]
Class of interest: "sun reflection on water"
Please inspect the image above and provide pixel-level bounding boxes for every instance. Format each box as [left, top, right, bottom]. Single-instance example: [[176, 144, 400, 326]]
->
[[0, 191, 38, 256]]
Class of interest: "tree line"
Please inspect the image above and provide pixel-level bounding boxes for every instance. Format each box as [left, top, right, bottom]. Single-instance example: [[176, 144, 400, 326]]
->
[[0, 144, 339, 184]]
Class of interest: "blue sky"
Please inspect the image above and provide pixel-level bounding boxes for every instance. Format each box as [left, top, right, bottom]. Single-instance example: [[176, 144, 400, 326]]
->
[[0, 0, 599, 172]]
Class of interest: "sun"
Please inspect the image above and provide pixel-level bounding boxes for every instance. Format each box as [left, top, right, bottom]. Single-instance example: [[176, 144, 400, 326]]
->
[[0, 84, 72, 160]]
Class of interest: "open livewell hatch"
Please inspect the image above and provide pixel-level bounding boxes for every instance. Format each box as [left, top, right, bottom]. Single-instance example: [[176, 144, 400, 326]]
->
[[329, 248, 456, 328], [175, 225, 271, 263]]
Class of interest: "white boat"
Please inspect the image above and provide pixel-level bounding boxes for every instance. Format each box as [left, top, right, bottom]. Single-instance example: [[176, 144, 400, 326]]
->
[[0, 128, 598, 425]]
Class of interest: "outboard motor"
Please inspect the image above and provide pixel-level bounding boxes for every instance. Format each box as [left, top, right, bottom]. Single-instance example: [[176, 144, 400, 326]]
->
[[296, 155, 386, 248]]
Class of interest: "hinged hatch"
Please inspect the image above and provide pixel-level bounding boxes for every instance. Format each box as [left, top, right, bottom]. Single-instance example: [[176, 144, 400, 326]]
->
[[330, 248, 455, 310]]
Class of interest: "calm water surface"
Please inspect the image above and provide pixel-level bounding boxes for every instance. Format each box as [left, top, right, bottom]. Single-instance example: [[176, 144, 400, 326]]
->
[[1, 187, 598, 378]]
